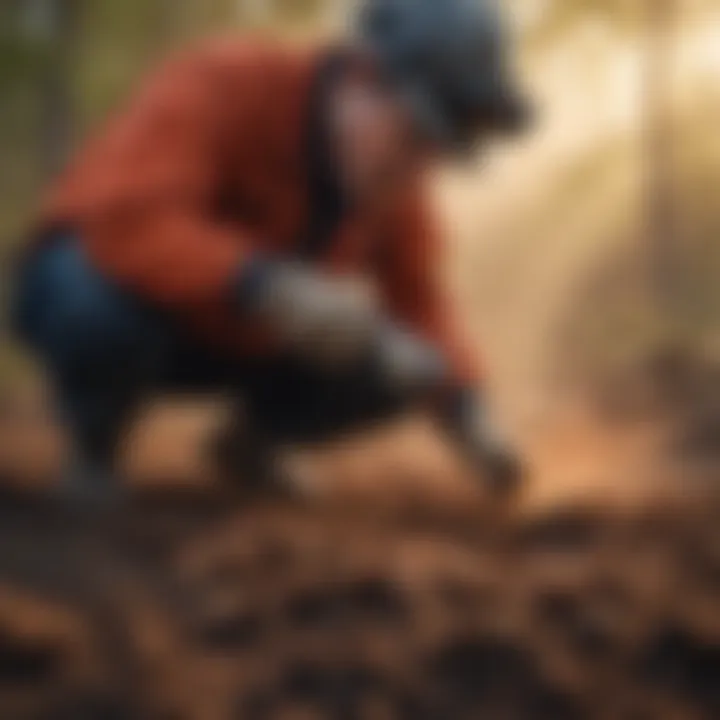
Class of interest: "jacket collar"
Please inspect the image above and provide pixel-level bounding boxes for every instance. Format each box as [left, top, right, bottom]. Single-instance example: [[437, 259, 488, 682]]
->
[[300, 48, 349, 259]]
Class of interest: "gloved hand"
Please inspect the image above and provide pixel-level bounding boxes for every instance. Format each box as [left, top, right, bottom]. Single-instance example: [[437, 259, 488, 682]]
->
[[440, 390, 524, 496], [373, 324, 448, 398], [358, 323, 524, 496], [237, 258, 380, 367]]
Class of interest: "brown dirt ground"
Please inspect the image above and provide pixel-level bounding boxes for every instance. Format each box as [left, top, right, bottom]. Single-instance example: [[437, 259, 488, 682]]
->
[[0, 400, 719, 720]]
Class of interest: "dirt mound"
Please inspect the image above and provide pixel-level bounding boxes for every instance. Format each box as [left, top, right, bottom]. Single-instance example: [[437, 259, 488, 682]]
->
[[0, 486, 718, 720]]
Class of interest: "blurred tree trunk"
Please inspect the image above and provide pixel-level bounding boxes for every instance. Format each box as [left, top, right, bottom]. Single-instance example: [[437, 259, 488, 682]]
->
[[38, 0, 80, 181]]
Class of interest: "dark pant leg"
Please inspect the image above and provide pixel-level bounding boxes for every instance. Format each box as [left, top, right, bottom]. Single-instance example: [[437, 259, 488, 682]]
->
[[13, 235, 278, 471], [14, 236, 413, 469], [14, 236, 175, 466], [240, 356, 409, 446]]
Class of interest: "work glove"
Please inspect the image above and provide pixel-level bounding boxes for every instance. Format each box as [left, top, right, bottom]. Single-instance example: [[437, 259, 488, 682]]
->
[[370, 325, 525, 495], [237, 258, 380, 367], [373, 323, 448, 398], [440, 389, 524, 496]]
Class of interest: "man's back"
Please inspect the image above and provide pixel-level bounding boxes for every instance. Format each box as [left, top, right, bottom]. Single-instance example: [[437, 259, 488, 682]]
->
[[41, 41, 319, 313]]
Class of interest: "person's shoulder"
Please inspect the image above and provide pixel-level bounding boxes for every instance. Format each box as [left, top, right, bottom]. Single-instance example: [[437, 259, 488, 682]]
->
[[173, 35, 325, 83]]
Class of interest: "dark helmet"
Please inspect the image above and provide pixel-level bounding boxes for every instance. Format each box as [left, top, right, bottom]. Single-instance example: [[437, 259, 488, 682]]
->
[[356, 0, 531, 153]]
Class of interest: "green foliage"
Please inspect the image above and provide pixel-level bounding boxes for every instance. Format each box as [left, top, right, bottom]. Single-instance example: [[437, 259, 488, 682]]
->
[[0, 4, 51, 89]]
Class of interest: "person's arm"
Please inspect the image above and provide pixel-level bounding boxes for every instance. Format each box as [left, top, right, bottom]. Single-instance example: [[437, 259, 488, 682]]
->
[[66, 44, 384, 364], [377, 185, 480, 387], [79, 47, 263, 310], [377, 188, 522, 493]]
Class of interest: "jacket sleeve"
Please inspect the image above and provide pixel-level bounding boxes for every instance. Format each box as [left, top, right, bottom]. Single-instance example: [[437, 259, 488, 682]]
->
[[78, 49, 260, 309], [378, 187, 481, 385]]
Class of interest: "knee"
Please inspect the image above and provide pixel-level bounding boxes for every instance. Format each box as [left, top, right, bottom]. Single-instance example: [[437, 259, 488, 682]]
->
[[14, 240, 160, 375]]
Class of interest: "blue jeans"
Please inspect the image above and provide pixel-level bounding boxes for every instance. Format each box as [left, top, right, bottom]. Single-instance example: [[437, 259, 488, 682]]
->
[[13, 235, 403, 465]]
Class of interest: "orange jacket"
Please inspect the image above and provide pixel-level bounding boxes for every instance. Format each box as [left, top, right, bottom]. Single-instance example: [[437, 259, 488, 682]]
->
[[38, 40, 477, 382]]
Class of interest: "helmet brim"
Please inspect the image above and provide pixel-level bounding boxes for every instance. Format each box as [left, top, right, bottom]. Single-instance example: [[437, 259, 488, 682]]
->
[[400, 80, 534, 157]]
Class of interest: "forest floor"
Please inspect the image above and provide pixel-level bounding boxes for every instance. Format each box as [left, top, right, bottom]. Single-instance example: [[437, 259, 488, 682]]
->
[[0, 389, 718, 719]]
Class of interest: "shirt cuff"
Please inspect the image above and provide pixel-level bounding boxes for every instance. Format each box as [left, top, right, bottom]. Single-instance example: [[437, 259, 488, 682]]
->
[[232, 254, 274, 311]]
